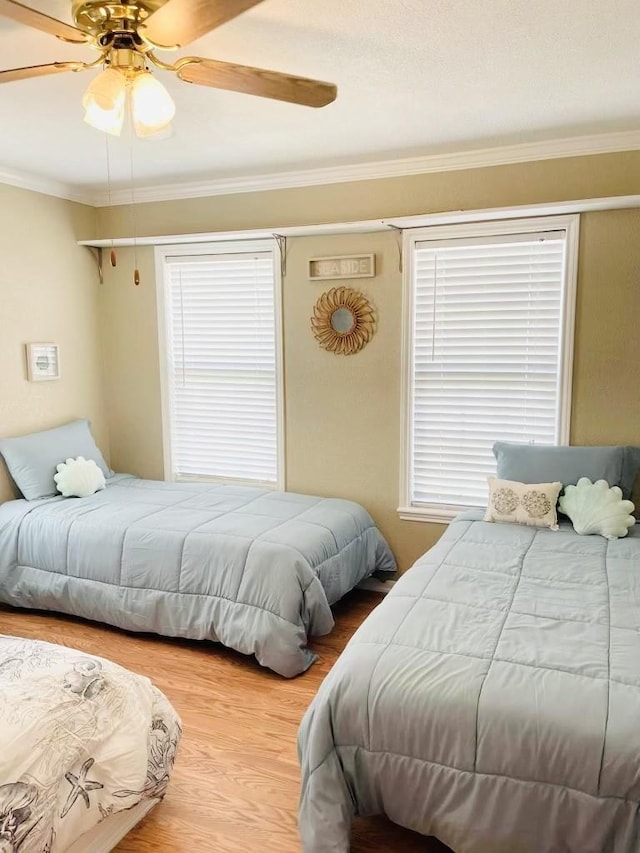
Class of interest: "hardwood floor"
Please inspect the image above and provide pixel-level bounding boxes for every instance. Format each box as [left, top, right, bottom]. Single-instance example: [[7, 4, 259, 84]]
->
[[0, 592, 449, 852]]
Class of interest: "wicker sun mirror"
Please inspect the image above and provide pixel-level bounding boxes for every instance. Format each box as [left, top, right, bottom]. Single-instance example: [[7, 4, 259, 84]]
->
[[311, 286, 376, 355]]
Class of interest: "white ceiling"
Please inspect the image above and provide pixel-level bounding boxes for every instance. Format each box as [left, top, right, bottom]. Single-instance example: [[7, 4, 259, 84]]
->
[[0, 0, 639, 204]]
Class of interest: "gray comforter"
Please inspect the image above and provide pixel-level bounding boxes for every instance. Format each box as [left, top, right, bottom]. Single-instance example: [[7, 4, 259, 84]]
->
[[298, 511, 640, 852], [0, 476, 395, 677]]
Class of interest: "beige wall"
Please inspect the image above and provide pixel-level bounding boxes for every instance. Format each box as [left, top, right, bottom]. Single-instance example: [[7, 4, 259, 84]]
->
[[282, 232, 432, 565], [97, 150, 640, 239], [0, 184, 108, 502], [98, 151, 640, 571], [571, 208, 640, 445], [99, 247, 163, 480]]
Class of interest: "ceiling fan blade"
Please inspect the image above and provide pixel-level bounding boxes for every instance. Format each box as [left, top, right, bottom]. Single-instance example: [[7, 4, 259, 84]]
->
[[0, 0, 89, 43], [177, 58, 337, 108], [0, 61, 83, 84], [142, 0, 264, 48]]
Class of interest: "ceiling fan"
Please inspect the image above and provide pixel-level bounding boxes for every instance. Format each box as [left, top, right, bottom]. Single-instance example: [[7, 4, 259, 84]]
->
[[0, 0, 337, 136]]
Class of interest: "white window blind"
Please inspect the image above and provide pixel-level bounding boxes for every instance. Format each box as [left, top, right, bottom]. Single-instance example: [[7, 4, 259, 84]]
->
[[407, 224, 574, 511], [163, 247, 280, 485]]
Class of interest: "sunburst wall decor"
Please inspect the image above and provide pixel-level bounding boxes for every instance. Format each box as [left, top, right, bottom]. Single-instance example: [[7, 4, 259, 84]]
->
[[310, 286, 376, 356]]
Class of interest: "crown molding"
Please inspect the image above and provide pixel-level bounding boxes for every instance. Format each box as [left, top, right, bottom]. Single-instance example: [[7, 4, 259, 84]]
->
[[0, 167, 95, 206], [94, 129, 640, 207], [2, 129, 640, 208]]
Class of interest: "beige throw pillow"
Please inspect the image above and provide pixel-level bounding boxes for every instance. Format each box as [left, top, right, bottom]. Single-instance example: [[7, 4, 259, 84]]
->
[[484, 477, 563, 530]]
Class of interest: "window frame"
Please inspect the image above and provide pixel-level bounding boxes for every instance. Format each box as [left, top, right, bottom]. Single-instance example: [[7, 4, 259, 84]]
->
[[399, 214, 580, 523], [155, 239, 285, 489]]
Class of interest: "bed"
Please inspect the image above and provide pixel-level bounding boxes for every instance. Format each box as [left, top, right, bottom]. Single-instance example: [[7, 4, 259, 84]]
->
[[0, 475, 395, 678], [298, 510, 640, 853], [0, 632, 181, 852]]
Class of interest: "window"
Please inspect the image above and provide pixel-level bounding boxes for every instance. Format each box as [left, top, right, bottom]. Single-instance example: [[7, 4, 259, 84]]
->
[[157, 241, 283, 487], [400, 215, 578, 522]]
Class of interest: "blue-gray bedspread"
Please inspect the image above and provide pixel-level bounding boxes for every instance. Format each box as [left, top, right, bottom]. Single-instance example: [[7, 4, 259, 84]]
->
[[298, 510, 640, 851], [0, 475, 395, 677]]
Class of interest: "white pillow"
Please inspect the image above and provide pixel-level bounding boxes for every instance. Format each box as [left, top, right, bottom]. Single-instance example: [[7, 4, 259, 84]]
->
[[559, 477, 636, 539], [54, 456, 106, 498], [484, 477, 563, 530]]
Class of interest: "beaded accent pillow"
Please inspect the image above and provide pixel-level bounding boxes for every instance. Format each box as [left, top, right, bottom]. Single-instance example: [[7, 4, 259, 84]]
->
[[484, 476, 563, 530]]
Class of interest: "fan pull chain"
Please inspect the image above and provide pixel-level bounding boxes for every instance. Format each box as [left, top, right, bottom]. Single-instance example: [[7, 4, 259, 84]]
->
[[104, 132, 117, 268], [128, 114, 140, 286]]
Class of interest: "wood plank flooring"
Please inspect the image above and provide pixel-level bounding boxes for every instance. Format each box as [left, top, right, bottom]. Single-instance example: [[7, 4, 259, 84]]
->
[[0, 592, 450, 852]]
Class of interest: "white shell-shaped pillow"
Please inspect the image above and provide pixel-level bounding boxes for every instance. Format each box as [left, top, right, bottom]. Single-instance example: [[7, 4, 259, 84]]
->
[[559, 477, 635, 539], [54, 456, 106, 498]]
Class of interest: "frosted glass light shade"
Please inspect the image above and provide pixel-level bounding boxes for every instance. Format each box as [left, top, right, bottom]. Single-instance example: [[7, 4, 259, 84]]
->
[[131, 72, 175, 137], [84, 100, 125, 135], [82, 68, 126, 110], [83, 68, 126, 136]]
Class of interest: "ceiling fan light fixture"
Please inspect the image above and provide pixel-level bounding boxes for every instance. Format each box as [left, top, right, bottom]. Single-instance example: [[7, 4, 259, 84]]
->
[[130, 71, 175, 137], [0, 0, 337, 143]]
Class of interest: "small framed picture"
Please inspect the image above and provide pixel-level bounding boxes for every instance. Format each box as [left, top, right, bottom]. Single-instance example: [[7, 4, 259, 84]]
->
[[26, 343, 60, 381]]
